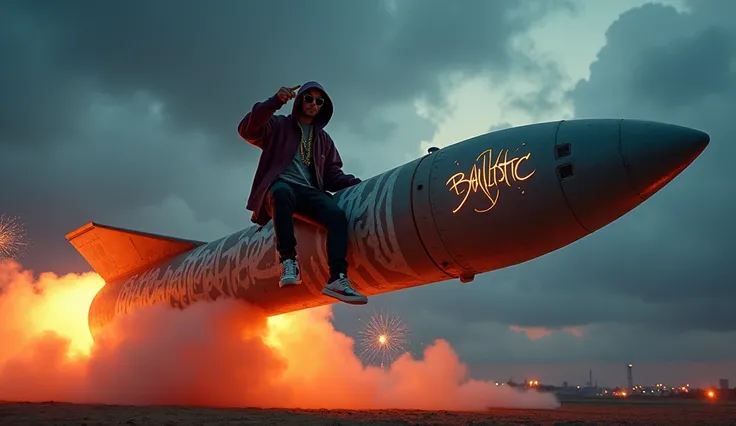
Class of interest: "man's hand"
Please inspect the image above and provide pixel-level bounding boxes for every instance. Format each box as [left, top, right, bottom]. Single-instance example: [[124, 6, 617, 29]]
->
[[277, 85, 301, 103]]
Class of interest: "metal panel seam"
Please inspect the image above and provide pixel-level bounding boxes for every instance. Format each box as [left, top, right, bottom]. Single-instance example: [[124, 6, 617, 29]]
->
[[554, 120, 591, 233], [426, 149, 471, 276], [408, 153, 453, 279]]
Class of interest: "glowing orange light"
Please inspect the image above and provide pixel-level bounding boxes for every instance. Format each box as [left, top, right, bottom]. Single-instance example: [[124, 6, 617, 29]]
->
[[446, 147, 535, 214], [1, 267, 105, 359], [378, 334, 387, 345], [707, 390, 715, 398]]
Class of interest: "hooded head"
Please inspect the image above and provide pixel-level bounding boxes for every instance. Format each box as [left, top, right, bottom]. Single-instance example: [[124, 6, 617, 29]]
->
[[291, 81, 333, 129]]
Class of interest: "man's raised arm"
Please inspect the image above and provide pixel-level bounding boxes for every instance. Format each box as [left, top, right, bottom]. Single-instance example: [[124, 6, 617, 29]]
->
[[237, 85, 300, 149]]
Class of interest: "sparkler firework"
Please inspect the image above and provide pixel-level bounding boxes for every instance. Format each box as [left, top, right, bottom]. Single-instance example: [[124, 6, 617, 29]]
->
[[357, 310, 410, 368], [0, 215, 27, 260]]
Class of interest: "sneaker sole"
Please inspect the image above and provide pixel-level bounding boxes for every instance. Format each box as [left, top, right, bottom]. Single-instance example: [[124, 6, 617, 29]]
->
[[321, 288, 368, 305], [279, 277, 302, 288]]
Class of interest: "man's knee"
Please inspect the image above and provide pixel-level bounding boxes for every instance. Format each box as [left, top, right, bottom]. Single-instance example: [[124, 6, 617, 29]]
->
[[268, 182, 296, 213]]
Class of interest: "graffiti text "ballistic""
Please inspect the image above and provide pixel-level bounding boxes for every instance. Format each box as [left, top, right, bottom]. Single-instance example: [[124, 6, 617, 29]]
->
[[446, 148, 536, 213]]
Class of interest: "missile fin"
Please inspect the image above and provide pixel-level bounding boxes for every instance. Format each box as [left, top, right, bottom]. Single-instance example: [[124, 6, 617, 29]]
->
[[65, 222, 206, 284]]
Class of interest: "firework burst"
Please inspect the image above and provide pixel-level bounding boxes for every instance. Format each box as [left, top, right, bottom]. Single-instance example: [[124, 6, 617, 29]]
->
[[357, 310, 410, 368], [0, 214, 28, 260]]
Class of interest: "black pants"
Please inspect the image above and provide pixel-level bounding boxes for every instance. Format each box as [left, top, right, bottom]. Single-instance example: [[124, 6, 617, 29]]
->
[[266, 180, 349, 280]]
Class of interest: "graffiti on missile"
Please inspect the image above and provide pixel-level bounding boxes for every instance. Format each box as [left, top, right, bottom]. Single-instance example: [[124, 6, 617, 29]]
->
[[115, 226, 276, 315], [337, 165, 422, 281], [112, 163, 424, 316], [446, 147, 536, 213]]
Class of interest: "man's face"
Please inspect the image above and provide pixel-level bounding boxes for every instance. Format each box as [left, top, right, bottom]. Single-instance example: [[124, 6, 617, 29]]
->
[[300, 88, 325, 118]]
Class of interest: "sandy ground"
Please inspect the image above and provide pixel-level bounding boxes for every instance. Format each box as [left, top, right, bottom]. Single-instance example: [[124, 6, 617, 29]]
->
[[2, 399, 736, 425]]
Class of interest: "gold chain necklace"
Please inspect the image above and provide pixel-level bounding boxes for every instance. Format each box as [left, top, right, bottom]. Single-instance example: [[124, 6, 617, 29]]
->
[[298, 123, 314, 166]]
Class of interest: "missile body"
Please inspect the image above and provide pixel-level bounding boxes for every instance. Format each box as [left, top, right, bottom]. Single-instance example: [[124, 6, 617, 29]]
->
[[67, 119, 709, 337]]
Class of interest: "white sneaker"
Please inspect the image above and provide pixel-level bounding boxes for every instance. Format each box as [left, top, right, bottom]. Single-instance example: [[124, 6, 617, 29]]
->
[[322, 273, 368, 305], [279, 258, 301, 287]]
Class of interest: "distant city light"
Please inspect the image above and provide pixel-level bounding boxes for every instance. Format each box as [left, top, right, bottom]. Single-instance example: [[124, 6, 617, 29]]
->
[[469, 373, 722, 402]]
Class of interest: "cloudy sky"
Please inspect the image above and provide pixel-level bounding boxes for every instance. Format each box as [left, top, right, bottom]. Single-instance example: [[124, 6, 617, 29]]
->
[[2, 0, 734, 388]]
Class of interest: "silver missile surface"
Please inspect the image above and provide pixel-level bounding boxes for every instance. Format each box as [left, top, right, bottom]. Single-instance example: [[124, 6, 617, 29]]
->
[[66, 119, 709, 337]]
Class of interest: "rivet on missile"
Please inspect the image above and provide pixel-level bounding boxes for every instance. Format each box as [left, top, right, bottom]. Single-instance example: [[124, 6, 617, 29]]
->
[[459, 274, 475, 284], [427, 147, 439, 154]]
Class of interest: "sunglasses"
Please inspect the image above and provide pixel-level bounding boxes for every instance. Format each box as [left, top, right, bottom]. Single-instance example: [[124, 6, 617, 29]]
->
[[303, 95, 325, 107]]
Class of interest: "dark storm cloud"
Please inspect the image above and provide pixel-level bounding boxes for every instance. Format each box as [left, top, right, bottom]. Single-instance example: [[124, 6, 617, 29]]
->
[[505, 59, 567, 118], [1, 0, 563, 150], [0, 0, 570, 272], [563, 1, 736, 325], [630, 26, 735, 108], [361, 0, 736, 364]]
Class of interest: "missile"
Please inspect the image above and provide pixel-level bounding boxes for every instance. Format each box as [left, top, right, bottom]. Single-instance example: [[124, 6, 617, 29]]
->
[[66, 119, 709, 337]]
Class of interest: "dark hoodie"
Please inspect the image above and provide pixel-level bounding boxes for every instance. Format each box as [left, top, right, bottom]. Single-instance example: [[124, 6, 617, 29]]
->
[[238, 81, 361, 226]]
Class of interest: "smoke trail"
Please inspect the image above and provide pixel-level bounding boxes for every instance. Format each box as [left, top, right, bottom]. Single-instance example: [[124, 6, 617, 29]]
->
[[0, 259, 559, 410]]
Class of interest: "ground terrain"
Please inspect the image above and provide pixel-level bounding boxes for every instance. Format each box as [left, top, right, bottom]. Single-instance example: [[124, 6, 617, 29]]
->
[[1, 397, 735, 425]]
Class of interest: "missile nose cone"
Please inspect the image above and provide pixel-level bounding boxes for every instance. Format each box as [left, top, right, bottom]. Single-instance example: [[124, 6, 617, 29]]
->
[[620, 121, 709, 200]]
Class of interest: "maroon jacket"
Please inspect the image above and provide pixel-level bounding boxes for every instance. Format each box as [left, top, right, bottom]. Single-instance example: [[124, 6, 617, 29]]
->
[[238, 81, 361, 226]]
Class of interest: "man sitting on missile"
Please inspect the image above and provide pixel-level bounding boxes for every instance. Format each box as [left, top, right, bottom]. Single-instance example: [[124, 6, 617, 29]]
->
[[238, 82, 368, 305]]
